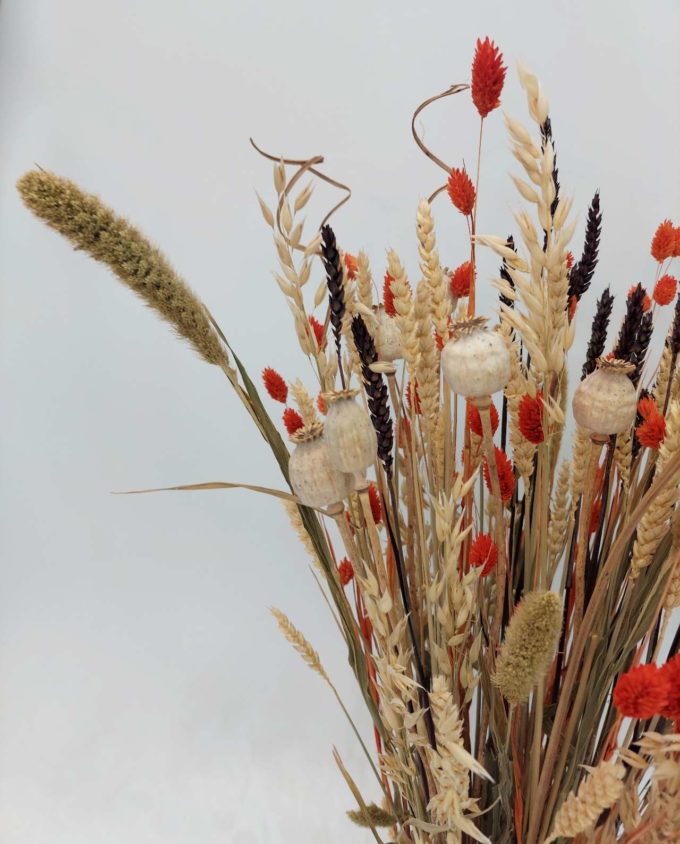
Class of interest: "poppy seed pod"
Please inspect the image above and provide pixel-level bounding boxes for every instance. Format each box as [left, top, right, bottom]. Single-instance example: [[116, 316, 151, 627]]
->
[[572, 358, 637, 435], [323, 389, 378, 474], [441, 316, 511, 397], [373, 305, 403, 362], [288, 422, 354, 509]]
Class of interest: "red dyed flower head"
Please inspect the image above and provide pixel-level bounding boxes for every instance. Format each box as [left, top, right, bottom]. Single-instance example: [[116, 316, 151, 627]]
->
[[674, 226, 680, 258], [450, 261, 474, 298], [483, 446, 515, 503], [467, 399, 499, 438], [638, 396, 658, 419], [628, 285, 651, 313], [447, 167, 476, 216], [568, 295, 578, 323], [407, 380, 422, 415], [368, 483, 382, 525], [566, 251, 575, 270], [283, 407, 304, 436], [651, 220, 675, 263], [309, 315, 326, 349], [659, 653, 680, 720], [469, 533, 498, 576], [262, 367, 288, 403], [316, 393, 328, 415], [471, 37, 506, 118], [613, 663, 669, 719], [653, 274, 678, 306], [383, 272, 396, 316], [344, 253, 358, 280], [519, 391, 544, 445], [636, 411, 666, 449], [338, 558, 354, 587]]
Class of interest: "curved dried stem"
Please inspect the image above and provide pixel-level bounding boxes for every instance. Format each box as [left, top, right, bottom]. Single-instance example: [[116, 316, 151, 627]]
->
[[250, 137, 351, 251]]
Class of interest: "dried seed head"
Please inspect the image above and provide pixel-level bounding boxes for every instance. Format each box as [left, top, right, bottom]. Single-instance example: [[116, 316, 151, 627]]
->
[[288, 424, 353, 508], [323, 390, 378, 475], [441, 318, 511, 397], [572, 358, 637, 435], [493, 590, 563, 705], [372, 305, 403, 362]]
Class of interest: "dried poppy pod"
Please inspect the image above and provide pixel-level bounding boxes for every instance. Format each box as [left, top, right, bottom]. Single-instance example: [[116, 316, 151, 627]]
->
[[288, 422, 353, 509], [372, 305, 403, 362], [572, 358, 637, 435], [441, 316, 511, 397], [323, 388, 378, 475]]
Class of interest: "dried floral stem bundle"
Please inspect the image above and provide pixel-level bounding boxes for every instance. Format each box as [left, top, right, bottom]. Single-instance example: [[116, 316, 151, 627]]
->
[[17, 36, 680, 844]]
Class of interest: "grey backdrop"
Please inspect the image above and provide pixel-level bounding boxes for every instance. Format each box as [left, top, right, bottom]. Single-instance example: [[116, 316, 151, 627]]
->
[[1, 1, 679, 842]]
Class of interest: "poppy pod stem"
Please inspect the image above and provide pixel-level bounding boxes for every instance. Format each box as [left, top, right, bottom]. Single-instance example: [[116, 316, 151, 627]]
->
[[474, 395, 507, 651], [572, 434, 608, 633]]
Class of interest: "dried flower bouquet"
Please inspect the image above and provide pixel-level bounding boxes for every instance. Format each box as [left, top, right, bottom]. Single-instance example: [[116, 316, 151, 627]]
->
[[17, 37, 680, 844]]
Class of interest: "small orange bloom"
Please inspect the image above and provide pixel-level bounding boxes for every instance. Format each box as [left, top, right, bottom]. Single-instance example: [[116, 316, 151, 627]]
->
[[447, 167, 476, 216], [568, 294, 578, 322], [469, 533, 498, 576], [659, 654, 680, 720], [483, 446, 515, 503], [628, 285, 651, 312], [407, 380, 422, 415], [338, 558, 354, 587], [367, 483, 382, 524], [636, 409, 666, 449], [317, 393, 328, 415], [471, 37, 506, 118], [566, 251, 574, 270], [262, 367, 288, 403], [309, 315, 326, 349], [344, 253, 358, 280], [653, 274, 678, 306], [638, 396, 658, 419], [467, 400, 499, 437], [283, 407, 304, 436], [651, 220, 675, 262], [383, 272, 396, 316], [674, 226, 680, 258], [518, 391, 544, 444], [450, 261, 474, 298], [613, 663, 669, 719]]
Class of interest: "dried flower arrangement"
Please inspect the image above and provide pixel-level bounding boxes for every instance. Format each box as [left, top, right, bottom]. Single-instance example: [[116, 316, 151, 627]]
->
[[16, 36, 680, 844]]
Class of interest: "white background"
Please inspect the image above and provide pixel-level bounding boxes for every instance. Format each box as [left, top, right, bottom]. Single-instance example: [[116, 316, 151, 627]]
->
[[0, 1, 679, 842]]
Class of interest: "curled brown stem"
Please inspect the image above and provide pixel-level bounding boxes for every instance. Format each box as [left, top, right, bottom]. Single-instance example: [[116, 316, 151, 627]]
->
[[249, 137, 351, 251]]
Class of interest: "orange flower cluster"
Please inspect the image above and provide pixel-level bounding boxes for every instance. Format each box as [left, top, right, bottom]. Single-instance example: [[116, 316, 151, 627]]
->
[[283, 407, 304, 436], [627, 285, 651, 313], [368, 483, 382, 524], [338, 558, 354, 587], [308, 315, 326, 350], [470, 533, 498, 576], [483, 446, 515, 502], [450, 261, 474, 298], [447, 168, 476, 216], [383, 272, 396, 316], [613, 655, 680, 721], [518, 391, 544, 444], [407, 380, 422, 415], [262, 367, 288, 403], [344, 252, 358, 280], [316, 393, 327, 415], [471, 37, 506, 118], [636, 397, 666, 449], [653, 274, 677, 306], [651, 219, 680, 262], [467, 400, 499, 437]]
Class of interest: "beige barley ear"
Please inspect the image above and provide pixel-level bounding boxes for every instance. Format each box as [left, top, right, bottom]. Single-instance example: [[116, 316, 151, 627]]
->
[[545, 761, 625, 843], [17, 169, 228, 368]]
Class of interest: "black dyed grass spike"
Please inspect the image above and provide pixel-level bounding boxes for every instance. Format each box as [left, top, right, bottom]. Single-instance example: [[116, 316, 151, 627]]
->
[[569, 191, 602, 303], [351, 316, 394, 478], [320, 224, 346, 386], [631, 311, 654, 387], [499, 235, 517, 310], [613, 284, 646, 363], [582, 287, 614, 380], [671, 290, 680, 355]]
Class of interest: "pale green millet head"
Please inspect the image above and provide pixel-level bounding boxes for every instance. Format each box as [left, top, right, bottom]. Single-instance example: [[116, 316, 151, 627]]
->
[[17, 169, 228, 367], [493, 590, 563, 705]]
